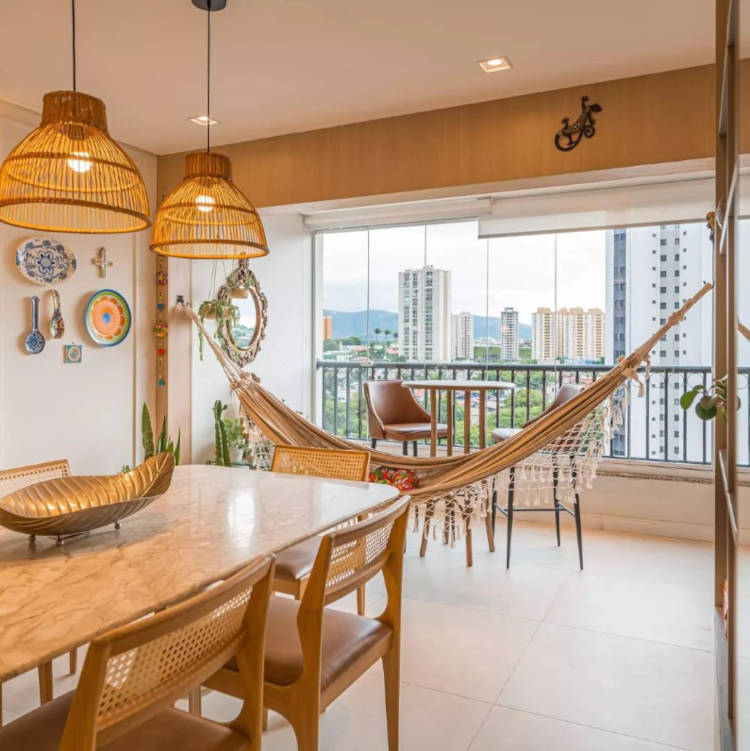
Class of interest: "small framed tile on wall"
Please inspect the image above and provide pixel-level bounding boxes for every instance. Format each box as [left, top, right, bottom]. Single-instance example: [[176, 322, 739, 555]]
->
[[64, 344, 83, 364]]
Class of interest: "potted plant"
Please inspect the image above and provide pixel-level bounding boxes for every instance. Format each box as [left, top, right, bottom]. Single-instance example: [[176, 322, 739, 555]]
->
[[680, 376, 740, 421]]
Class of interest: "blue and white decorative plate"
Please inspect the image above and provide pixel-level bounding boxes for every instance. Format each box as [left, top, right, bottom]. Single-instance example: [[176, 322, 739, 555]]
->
[[15, 238, 77, 285]]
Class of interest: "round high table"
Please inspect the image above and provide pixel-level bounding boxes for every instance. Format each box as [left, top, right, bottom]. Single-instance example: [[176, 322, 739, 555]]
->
[[401, 379, 516, 456]]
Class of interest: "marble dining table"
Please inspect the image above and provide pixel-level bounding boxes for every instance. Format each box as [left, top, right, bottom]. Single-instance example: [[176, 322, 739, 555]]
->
[[0, 464, 398, 682]]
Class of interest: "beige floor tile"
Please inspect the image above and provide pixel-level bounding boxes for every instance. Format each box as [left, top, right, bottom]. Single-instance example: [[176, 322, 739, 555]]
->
[[499, 623, 713, 750], [379, 531, 570, 621], [545, 572, 714, 651], [399, 598, 538, 703], [259, 673, 491, 751], [469, 707, 682, 751], [571, 530, 714, 592]]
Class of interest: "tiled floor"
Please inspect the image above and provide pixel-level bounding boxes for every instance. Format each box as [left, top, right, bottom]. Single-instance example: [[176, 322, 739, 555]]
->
[[2, 520, 740, 750]]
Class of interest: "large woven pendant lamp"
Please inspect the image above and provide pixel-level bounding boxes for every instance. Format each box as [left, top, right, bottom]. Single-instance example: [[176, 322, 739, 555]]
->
[[0, 0, 150, 234], [150, 0, 268, 260]]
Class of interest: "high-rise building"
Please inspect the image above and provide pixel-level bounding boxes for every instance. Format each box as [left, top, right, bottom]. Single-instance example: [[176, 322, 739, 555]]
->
[[531, 307, 605, 363], [322, 315, 333, 340], [532, 307, 555, 363], [451, 311, 474, 360], [605, 224, 713, 460], [398, 265, 452, 361], [557, 307, 605, 362], [500, 307, 519, 361]]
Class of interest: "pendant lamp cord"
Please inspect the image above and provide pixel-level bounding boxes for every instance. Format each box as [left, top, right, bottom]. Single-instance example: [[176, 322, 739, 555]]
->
[[206, 0, 211, 153], [71, 0, 77, 91]]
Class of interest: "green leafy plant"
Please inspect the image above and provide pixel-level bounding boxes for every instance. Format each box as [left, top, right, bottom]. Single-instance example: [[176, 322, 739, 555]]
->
[[198, 299, 239, 361], [680, 377, 740, 422], [142, 403, 181, 464]]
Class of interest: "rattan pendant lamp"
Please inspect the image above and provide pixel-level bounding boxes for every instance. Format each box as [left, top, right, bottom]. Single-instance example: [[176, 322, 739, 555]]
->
[[0, 0, 151, 233], [150, 0, 268, 260]]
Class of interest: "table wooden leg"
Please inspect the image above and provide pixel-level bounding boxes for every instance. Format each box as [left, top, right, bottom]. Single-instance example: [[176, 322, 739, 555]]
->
[[446, 391, 453, 456], [37, 661, 53, 704], [479, 390, 486, 449], [430, 390, 437, 457], [463, 390, 471, 455]]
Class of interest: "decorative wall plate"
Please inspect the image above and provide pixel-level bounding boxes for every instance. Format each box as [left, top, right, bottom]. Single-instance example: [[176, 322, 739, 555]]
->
[[85, 289, 132, 346], [15, 238, 77, 285]]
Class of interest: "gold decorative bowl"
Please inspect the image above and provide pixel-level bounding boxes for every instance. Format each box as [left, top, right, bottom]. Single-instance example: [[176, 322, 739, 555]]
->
[[0, 453, 174, 542]]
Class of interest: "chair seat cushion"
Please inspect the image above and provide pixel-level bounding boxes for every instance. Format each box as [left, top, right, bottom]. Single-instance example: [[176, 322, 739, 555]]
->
[[383, 422, 448, 441], [0, 691, 249, 751], [274, 536, 321, 583], [491, 427, 522, 443], [234, 596, 392, 691]]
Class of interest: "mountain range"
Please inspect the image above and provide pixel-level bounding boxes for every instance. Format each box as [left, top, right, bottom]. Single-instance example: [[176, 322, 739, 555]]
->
[[324, 309, 531, 342]]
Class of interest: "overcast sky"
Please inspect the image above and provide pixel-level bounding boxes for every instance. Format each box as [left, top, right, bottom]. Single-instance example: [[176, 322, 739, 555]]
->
[[321, 220, 606, 322]]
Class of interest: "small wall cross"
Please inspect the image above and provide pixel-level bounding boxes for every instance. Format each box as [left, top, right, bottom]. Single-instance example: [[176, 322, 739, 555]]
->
[[93, 247, 113, 278]]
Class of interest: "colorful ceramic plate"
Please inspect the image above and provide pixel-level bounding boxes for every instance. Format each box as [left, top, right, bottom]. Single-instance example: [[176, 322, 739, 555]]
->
[[15, 238, 77, 285], [85, 289, 131, 347]]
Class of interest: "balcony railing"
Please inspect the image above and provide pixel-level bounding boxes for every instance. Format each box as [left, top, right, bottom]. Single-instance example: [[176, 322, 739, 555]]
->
[[316, 360, 750, 466]]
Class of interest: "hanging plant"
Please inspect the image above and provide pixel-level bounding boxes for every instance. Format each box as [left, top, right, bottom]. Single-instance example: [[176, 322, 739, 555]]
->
[[197, 299, 238, 361]]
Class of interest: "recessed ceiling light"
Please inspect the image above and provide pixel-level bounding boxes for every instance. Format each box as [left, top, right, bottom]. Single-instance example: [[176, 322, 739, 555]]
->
[[189, 114, 219, 126], [479, 56, 512, 73]]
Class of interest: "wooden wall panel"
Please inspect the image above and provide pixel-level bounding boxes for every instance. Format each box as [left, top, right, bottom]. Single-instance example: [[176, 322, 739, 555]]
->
[[158, 62, 748, 209]]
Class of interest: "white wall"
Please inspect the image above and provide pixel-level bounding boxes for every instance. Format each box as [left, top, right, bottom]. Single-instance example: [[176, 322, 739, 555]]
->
[[169, 212, 314, 463], [0, 102, 157, 475]]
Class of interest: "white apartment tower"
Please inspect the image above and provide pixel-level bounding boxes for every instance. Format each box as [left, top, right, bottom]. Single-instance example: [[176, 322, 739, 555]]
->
[[532, 308, 555, 362], [451, 311, 474, 360], [500, 307, 520, 361], [605, 224, 713, 461], [398, 265, 452, 361], [557, 308, 605, 362], [532, 307, 604, 363]]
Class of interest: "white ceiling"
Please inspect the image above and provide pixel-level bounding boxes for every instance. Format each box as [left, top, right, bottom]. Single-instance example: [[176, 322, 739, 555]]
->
[[0, 0, 718, 155]]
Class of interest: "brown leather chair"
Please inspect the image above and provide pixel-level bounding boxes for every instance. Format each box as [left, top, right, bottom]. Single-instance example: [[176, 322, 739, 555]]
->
[[364, 380, 447, 456], [0, 554, 275, 751], [491, 383, 586, 442], [204, 496, 410, 751]]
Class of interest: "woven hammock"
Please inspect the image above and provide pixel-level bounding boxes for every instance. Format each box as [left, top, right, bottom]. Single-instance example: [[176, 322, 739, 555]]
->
[[179, 282, 712, 510]]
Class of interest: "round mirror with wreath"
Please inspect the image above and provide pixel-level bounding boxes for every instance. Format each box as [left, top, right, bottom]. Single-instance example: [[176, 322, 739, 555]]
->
[[214, 260, 268, 367]]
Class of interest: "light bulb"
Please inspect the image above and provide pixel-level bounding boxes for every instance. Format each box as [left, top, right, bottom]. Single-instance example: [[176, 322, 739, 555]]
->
[[196, 194, 215, 213], [67, 151, 92, 173], [486, 58, 504, 67]]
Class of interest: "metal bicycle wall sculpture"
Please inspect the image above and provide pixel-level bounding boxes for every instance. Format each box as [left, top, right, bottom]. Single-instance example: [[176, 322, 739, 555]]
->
[[554, 96, 602, 152]]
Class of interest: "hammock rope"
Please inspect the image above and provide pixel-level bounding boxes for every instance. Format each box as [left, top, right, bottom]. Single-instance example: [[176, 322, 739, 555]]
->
[[178, 281, 712, 505]]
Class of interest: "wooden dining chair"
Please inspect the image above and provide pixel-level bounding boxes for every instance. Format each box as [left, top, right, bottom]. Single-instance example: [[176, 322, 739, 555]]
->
[[0, 553, 275, 751], [0, 459, 78, 722], [203, 495, 410, 751], [270, 445, 372, 615]]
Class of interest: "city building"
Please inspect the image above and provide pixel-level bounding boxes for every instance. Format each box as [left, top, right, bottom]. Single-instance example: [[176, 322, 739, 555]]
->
[[322, 315, 333, 340], [398, 265, 452, 361], [557, 307, 605, 362], [531, 307, 556, 363], [451, 311, 474, 360], [531, 307, 605, 363], [605, 224, 713, 460], [500, 307, 519, 361]]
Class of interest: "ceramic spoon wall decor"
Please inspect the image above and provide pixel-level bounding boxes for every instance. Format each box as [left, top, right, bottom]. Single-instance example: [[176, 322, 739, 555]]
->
[[24, 296, 45, 355], [49, 290, 64, 339]]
